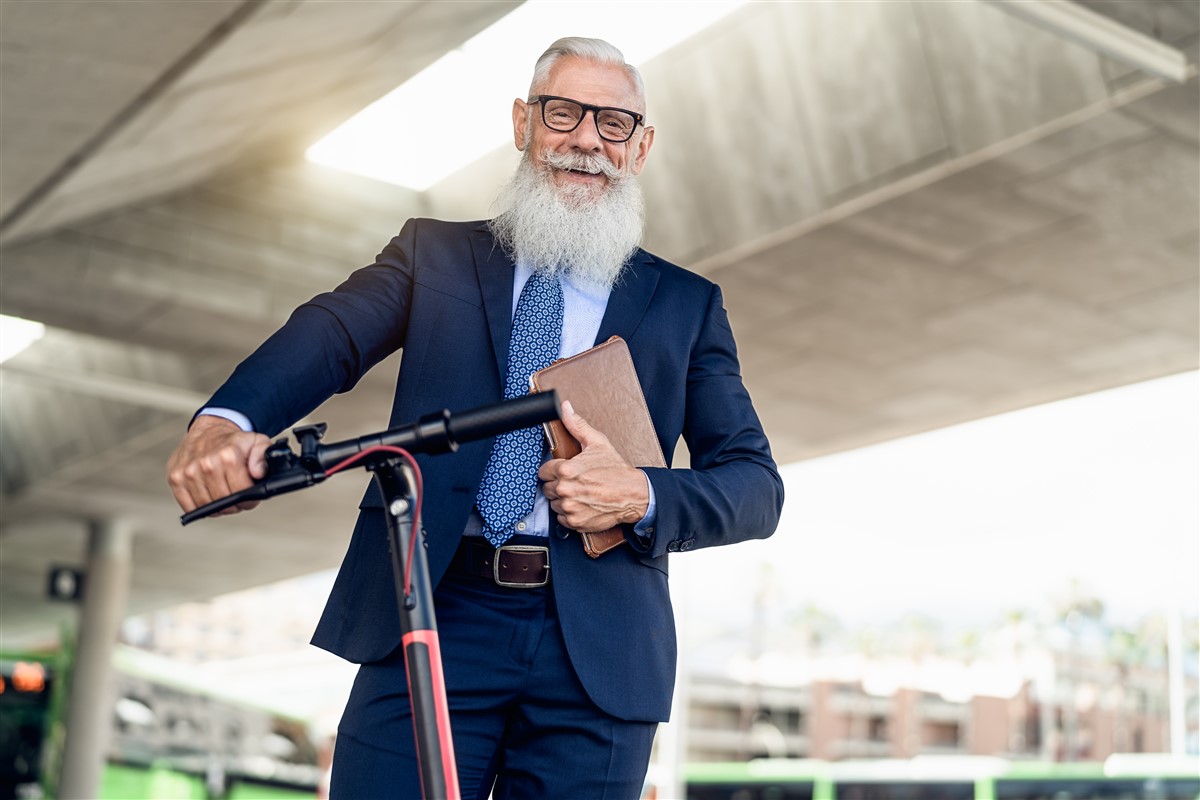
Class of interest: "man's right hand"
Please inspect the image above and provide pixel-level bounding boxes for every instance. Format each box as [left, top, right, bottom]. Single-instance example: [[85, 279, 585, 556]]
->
[[166, 414, 271, 515]]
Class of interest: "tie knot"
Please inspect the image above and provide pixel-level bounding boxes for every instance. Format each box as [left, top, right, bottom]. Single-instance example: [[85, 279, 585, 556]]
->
[[520, 271, 563, 305]]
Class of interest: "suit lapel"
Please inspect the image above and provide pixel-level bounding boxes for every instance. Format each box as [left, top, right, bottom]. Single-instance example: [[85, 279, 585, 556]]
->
[[471, 224, 515, 381], [595, 250, 660, 345], [471, 229, 660, 368]]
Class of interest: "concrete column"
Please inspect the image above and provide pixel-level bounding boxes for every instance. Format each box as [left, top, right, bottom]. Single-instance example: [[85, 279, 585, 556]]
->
[[59, 518, 134, 800], [1166, 604, 1187, 756]]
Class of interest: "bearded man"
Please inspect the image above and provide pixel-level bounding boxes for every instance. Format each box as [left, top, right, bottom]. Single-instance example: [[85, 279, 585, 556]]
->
[[168, 37, 782, 799]]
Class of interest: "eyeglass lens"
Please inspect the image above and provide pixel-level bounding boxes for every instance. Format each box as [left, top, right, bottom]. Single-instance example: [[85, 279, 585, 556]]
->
[[542, 98, 636, 142]]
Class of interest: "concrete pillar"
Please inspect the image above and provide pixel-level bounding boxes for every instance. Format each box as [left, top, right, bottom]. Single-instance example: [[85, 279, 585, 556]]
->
[[59, 518, 133, 800], [1166, 604, 1187, 756]]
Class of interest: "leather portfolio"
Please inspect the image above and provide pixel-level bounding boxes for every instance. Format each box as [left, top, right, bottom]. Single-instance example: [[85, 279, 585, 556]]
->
[[530, 336, 666, 557]]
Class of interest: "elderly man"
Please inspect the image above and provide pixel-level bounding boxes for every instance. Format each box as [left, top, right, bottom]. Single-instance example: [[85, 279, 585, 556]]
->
[[168, 37, 782, 798]]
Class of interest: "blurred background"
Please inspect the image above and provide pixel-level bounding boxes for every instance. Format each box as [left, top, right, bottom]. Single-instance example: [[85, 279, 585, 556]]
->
[[0, 1, 1196, 798]]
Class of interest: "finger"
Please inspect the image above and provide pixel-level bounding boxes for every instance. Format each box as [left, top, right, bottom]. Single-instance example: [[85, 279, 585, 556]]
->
[[197, 443, 255, 505], [215, 444, 255, 496], [177, 458, 214, 508], [538, 459, 565, 482], [168, 480, 198, 514], [167, 453, 198, 512], [195, 459, 236, 507], [560, 401, 607, 449], [247, 435, 271, 480]]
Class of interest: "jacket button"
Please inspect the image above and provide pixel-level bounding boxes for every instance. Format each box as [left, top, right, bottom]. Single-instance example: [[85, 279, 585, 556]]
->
[[667, 541, 680, 552], [681, 540, 695, 551], [555, 523, 570, 540]]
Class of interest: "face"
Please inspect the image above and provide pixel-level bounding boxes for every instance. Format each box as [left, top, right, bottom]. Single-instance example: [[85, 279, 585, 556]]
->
[[512, 57, 655, 198]]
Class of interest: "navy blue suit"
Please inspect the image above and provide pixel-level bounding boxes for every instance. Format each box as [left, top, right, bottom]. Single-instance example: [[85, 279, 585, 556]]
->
[[207, 218, 782, 783]]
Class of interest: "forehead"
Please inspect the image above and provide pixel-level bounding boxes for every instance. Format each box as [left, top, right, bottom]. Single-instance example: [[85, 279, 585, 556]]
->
[[542, 57, 641, 111]]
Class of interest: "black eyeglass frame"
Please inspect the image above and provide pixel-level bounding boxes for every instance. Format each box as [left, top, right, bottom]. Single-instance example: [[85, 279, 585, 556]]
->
[[529, 95, 645, 143]]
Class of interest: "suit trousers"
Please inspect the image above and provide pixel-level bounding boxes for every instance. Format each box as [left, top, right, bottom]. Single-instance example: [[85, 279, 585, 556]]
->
[[329, 536, 658, 799]]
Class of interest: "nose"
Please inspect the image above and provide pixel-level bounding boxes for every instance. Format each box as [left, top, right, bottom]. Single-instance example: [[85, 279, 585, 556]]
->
[[566, 109, 604, 151]]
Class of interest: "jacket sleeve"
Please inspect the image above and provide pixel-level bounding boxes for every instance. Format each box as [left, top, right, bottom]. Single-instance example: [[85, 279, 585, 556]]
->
[[635, 283, 784, 558], [204, 219, 419, 437]]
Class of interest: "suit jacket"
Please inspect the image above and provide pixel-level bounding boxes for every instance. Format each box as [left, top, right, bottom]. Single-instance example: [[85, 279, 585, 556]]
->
[[206, 218, 783, 722]]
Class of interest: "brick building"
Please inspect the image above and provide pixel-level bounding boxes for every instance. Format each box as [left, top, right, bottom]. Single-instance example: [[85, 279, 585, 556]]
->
[[681, 649, 1191, 763]]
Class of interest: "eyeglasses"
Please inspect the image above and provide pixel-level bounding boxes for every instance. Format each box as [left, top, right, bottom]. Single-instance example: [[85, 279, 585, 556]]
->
[[530, 95, 644, 143]]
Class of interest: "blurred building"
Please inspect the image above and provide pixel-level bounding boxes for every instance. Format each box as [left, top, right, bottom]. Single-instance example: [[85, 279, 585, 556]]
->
[[120, 576, 1197, 766], [107, 654, 321, 795], [684, 646, 1194, 763], [119, 574, 333, 665]]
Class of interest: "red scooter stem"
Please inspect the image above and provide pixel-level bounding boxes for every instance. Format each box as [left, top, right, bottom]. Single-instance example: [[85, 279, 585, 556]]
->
[[374, 460, 460, 800], [177, 392, 564, 797]]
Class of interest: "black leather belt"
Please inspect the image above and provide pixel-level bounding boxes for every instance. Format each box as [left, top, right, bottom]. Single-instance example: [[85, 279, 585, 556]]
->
[[452, 537, 550, 588]]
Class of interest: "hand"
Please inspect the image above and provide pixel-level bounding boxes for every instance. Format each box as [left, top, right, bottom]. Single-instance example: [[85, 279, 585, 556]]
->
[[166, 415, 271, 515], [538, 401, 649, 532]]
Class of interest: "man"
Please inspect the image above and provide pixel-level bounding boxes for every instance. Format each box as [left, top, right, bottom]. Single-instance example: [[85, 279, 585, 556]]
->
[[168, 37, 783, 798]]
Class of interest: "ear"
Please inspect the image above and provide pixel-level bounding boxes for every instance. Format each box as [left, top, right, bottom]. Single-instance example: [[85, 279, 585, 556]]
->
[[630, 125, 654, 176], [512, 98, 529, 151]]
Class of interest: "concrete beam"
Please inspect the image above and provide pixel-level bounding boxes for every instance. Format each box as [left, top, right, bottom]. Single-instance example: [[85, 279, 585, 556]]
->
[[984, 0, 1190, 83], [0, 1, 266, 239], [1, 360, 207, 414]]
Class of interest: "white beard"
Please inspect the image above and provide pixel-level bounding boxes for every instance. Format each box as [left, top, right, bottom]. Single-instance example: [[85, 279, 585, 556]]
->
[[489, 148, 646, 290]]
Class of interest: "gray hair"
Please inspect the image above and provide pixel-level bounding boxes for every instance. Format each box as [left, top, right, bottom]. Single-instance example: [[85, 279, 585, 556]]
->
[[529, 37, 647, 113]]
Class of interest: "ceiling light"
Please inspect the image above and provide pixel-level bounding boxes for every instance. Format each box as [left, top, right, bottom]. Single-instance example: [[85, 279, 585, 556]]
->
[[306, 0, 747, 190], [0, 314, 45, 363]]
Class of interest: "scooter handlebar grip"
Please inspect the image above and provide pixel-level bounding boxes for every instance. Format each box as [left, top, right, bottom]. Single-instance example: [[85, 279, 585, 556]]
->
[[447, 391, 561, 445]]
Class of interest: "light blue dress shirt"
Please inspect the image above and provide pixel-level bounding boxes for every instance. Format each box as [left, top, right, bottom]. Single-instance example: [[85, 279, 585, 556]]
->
[[200, 262, 657, 541]]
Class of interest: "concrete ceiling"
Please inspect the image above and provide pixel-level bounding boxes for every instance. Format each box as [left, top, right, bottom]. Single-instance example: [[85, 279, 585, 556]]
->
[[1, 0, 1196, 647]]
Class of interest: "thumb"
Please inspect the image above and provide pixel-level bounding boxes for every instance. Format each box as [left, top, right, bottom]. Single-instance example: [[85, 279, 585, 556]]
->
[[561, 400, 606, 449], [246, 434, 271, 480]]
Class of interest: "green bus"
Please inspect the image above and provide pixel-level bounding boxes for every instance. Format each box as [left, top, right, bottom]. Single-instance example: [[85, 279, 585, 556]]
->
[[682, 755, 1200, 800], [1, 648, 320, 799]]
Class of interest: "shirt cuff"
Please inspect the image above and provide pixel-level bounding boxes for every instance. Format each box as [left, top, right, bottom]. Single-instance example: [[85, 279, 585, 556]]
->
[[633, 470, 657, 540], [197, 407, 255, 433]]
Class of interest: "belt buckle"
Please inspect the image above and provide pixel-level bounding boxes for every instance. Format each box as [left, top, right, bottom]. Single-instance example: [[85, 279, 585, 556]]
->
[[494, 544, 550, 588]]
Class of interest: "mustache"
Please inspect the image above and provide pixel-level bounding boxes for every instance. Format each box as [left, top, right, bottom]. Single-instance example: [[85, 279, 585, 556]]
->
[[490, 147, 645, 290], [540, 149, 623, 181]]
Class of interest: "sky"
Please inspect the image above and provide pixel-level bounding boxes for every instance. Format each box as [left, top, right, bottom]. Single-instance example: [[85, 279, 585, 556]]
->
[[673, 370, 1199, 640]]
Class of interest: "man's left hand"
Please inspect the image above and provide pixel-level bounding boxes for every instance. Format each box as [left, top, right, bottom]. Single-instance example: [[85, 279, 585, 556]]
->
[[539, 401, 649, 532]]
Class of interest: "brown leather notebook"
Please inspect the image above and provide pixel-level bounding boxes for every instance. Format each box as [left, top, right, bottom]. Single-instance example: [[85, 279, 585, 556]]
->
[[530, 336, 666, 557]]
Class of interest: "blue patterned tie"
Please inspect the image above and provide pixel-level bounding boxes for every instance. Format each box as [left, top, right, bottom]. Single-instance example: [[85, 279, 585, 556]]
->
[[476, 272, 564, 546]]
